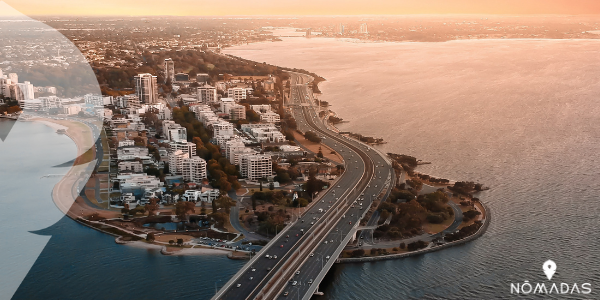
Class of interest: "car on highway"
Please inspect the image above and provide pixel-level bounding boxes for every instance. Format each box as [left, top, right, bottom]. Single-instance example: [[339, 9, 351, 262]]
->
[[292, 281, 297, 286], [236, 284, 241, 288], [296, 271, 300, 275], [308, 279, 313, 284], [310, 253, 314, 257], [326, 256, 330, 260], [283, 292, 289, 296]]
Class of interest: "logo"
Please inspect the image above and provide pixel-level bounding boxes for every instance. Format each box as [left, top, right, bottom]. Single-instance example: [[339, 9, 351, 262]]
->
[[509, 260, 592, 295], [543, 260, 556, 280]]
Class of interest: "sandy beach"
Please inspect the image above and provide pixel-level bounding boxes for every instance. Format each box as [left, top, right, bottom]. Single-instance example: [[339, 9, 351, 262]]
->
[[31, 117, 119, 219]]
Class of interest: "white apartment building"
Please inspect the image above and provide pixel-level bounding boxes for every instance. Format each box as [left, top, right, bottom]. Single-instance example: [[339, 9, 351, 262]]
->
[[248, 126, 285, 143], [259, 111, 280, 123], [163, 120, 187, 143], [116, 173, 163, 190], [117, 146, 150, 160], [181, 156, 207, 184], [197, 85, 218, 103], [169, 141, 196, 158], [84, 94, 104, 106], [118, 161, 143, 173], [213, 121, 234, 137], [134, 73, 158, 104], [183, 188, 219, 203], [61, 104, 82, 115], [39, 96, 62, 111], [240, 123, 272, 133], [158, 106, 172, 120], [16, 81, 34, 102], [239, 154, 273, 181], [250, 104, 271, 113], [227, 87, 247, 101], [119, 139, 135, 147], [220, 98, 235, 114], [21, 99, 42, 110], [168, 150, 187, 175], [164, 58, 175, 83], [225, 138, 246, 163]]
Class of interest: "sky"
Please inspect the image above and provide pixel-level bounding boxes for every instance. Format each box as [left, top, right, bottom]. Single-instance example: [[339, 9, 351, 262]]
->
[[3, 0, 600, 16]]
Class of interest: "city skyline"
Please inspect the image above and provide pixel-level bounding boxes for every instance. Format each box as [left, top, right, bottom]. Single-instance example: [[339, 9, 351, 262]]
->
[[3, 0, 600, 16]]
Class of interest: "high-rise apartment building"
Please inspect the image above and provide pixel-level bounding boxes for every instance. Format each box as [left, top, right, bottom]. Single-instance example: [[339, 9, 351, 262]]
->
[[134, 73, 158, 104], [239, 154, 272, 181], [359, 23, 369, 34], [164, 58, 175, 83]]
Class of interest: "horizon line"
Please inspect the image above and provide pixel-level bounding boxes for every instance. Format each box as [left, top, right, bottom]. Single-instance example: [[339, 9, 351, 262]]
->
[[26, 13, 600, 18]]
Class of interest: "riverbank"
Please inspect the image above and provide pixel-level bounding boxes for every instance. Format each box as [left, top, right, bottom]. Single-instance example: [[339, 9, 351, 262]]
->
[[30, 117, 113, 219]]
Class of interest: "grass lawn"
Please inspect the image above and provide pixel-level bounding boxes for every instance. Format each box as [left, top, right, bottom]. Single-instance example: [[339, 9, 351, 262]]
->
[[155, 234, 194, 243]]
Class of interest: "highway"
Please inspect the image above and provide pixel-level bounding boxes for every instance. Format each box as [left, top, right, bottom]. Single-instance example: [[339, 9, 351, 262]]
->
[[213, 73, 393, 300]]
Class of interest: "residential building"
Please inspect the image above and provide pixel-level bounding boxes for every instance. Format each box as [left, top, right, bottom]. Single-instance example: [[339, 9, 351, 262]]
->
[[360, 23, 369, 34], [227, 87, 247, 101], [116, 173, 163, 190], [118, 139, 135, 147], [118, 161, 143, 173], [16, 81, 34, 101], [259, 111, 280, 123], [168, 150, 187, 175], [117, 146, 150, 160], [250, 104, 271, 113], [220, 98, 235, 113], [197, 85, 218, 103], [134, 73, 158, 104], [158, 106, 172, 120], [181, 156, 207, 183], [229, 104, 246, 120], [183, 188, 219, 203], [84, 94, 104, 106], [169, 141, 196, 158], [213, 121, 234, 137], [239, 154, 273, 181], [163, 120, 187, 142], [164, 58, 175, 83], [7, 73, 17, 84]]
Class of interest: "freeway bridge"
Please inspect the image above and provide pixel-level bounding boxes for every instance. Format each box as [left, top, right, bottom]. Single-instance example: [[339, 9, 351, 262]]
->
[[213, 72, 394, 300]]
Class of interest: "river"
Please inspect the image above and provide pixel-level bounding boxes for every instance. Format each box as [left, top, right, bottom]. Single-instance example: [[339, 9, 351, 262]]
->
[[0, 119, 244, 300], [3, 35, 600, 299], [225, 37, 600, 298]]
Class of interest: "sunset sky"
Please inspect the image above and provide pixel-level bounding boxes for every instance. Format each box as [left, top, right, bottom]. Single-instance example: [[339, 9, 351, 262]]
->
[[3, 0, 600, 16]]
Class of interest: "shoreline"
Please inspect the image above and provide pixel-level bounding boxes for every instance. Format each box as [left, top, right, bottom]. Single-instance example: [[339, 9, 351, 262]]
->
[[337, 200, 491, 263], [31, 117, 98, 218]]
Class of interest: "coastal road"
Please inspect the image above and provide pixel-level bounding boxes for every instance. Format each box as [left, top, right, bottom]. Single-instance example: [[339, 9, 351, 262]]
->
[[214, 72, 393, 300], [278, 73, 394, 300]]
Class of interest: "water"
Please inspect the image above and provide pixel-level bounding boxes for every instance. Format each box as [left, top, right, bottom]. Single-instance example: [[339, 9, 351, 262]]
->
[[143, 222, 182, 231], [0, 119, 244, 300], [225, 37, 600, 298], [4, 36, 600, 299]]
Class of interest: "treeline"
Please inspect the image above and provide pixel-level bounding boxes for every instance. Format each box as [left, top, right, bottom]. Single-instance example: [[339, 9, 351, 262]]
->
[[445, 221, 482, 242], [375, 189, 453, 239], [0, 101, 21, 114], [347, 132, 384, 144], [448, 181, 485, 196]]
